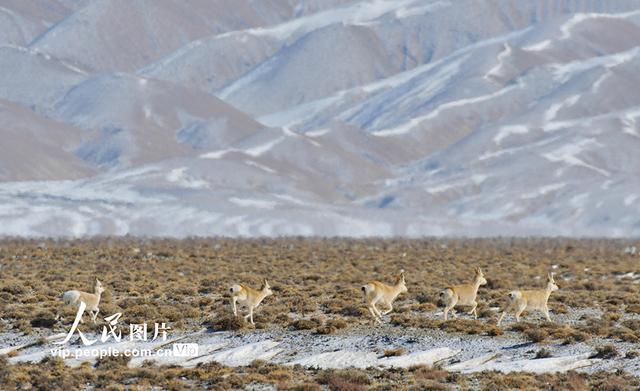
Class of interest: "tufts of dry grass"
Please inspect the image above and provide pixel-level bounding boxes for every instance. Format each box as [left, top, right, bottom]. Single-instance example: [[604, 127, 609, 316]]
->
[[382, 347, 406, 357], [590, 344, 620, 359], [206, 314, 247, 331], [1, 354, 639, 390], [316, 318, 348, 335], [316, 368, 371, 390], [1, 237, 639, 344], [535, 348, 552, 359], [2, 236, 640, 388]]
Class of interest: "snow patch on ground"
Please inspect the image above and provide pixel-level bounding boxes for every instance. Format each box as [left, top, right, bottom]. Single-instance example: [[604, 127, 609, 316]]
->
[[524, 39, 552, 51], [542, 139, 610, 177], [624, 194, 638, 206], [247, 0, 420, 40], [521, 183, 566, 199], [461, 353, 596, 374], [395, 1, 451, 19], [228, 197, 277, 209], [560, 10, 640, 40], [378, 348, 458, 368], [544, 95, 580, 122], [199, 136, 284, 159], [289, 347, 459, 369], [551, 47, 640, 84], [166, 168, 209, 189], [494, 125, 528, 145], [622, 112, 640, 137], [485, 43, 512, 79], [289, 350, 378, 369], [245, 136, 285, 157], [244, 160, 277, 174], [2, 327, 626, 375], [208, 340, 282, 366], [375, 83, 521, 136]]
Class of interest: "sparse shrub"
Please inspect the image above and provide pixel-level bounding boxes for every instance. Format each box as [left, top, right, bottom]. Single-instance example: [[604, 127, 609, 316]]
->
[[526, 329, 548, 343], [390, 314, 416, 327], [326, 318, 348, 330], [316, 325, 335, 335], [316, 318, 349, 334], [562, 331, 589, 345], [590, 344, 619, 359], [2, 284, 25, 295], [415, 292, 433, 304], [317, 369, 370, 391], [478, 308, 495, 319], [535, 349, 552, 359], [289, 383, 323, 391], [625, 350, 639, 359], [603, 313, 622, 322], [30, 311, 56, 328], [340, 305, 367, 317], [208, 315, 246, 331], [621, 319, 640, 331], [440, 319, 486, 335], [410, 365, 449, 382], [2, 238, 640, 389], [611, 329, 639, 343], [510, 322, 531, 332], [94, 354, 131, 369], [290, 318, 322, 330], [382, 347, 405, 357], [626, 304, 640, 314]]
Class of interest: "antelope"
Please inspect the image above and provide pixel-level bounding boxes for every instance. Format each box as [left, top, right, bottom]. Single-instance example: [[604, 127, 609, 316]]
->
[[230, 279, 273, 325], [362, 270, 408, 323], [56, 278, 105, 324], [440, 267, 487, 320], [497, 273, 559, 326]]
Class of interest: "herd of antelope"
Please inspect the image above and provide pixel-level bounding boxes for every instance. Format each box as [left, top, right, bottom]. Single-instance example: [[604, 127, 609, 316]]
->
[[361, 268, 559, 326], [58, 269, 560, 327]]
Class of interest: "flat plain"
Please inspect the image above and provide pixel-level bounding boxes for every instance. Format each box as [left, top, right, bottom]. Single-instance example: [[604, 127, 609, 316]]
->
[[0, 238, 639, 390]]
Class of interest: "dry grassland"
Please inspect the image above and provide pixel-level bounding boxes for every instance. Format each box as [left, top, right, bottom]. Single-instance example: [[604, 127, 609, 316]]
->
[[1, 237, 639, 389]]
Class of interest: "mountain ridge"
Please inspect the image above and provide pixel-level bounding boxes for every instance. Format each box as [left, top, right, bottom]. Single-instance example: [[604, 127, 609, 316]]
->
[[0, 0, 639, 237]]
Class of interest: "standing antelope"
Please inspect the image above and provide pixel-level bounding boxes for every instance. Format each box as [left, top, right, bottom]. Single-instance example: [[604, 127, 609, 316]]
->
[[56, 278, 105, 324], [440, 267, 487, 320], [497, 273, 559, 326], [362, 270, 408, 323], [230, 279, 273, 325]]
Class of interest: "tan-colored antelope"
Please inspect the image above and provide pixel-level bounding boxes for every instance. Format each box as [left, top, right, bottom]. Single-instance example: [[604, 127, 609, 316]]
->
[[230, 279, 273, 325], [56, 278, 105, 324], [497, 273, 559, 326], [440, 267, 487, 320], [362, 270, 408, 323]]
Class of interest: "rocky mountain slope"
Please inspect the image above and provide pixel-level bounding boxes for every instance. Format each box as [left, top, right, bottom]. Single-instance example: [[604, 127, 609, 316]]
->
[[0, 0, 639, 236]]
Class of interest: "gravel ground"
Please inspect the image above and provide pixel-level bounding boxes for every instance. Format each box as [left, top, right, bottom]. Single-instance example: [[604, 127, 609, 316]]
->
[[3, 307, 638, 375]]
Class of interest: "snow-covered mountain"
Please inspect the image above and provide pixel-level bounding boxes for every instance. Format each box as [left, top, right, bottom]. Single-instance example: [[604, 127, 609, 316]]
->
[[1, 0, 639, 237]]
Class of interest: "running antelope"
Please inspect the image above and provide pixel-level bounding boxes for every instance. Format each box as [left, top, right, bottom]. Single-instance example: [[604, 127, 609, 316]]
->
[[230, 279, 273, 325], [362, 270, 408, 323], [56, 278, 105, 324], [440, 267, 487, 320], [497, 273, 559, 326]]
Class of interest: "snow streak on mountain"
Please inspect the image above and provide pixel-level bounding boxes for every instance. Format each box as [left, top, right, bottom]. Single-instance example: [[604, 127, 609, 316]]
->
[[1, 0, 639, 237]]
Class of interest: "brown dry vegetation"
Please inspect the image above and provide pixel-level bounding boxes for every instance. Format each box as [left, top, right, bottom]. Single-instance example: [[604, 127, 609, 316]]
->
[[1, 237, 640, 389], [1, 355, 639, 390], [0, 238, 639, 339]]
